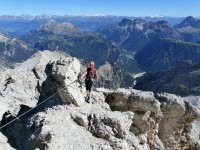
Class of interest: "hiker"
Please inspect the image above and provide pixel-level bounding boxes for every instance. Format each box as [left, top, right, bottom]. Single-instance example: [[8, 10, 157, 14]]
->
[[80, 61, 98, 103]]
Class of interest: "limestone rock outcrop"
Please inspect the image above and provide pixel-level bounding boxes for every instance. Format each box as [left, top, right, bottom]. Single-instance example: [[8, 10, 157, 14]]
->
[[51, 57, 85, 106], [0, 50, 69, 120], [98, 88, 164, 149], [99, 88, 200, 149], [156, 93, 200, 150], [71, 109, 134, 149]]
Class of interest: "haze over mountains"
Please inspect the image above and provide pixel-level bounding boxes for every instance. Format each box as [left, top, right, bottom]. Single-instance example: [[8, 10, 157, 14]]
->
[[0, 14, 195, 36]]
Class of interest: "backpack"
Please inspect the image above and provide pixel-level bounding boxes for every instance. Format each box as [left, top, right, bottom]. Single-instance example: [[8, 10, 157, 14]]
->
[[86, 68, 96, 80]]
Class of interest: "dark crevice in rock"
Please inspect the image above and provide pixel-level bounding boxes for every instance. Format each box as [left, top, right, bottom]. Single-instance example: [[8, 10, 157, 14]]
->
[[3, 77, 15, 91], [17, 104, 32, 116], [154, 93, 167, 103], [0, 105, 34, 149], [36, 63, 62, 107], [32, 67, 40, 79]]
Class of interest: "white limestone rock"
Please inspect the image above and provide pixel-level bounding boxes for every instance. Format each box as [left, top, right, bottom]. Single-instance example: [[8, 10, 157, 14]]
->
[[52, 57, 85, 106], [157, 93, 200, 149], [27, 107, 112, 150]]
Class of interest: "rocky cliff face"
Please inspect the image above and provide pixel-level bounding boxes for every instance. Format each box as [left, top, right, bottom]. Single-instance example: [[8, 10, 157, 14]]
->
[[0, 50, 200, 150], [96, 62, 123, 89], [135, 62, 200, 96], [101, 88, 200, 150], [98, 18, 180, 52], [135, 38, 200, 72], [0, 33, 33, 62], [98, 17, 200, 73], [176, 16, 200, 43], [37, 20, 80, 35], [175, 16, 200, 29], [98, 17, 200, 52]]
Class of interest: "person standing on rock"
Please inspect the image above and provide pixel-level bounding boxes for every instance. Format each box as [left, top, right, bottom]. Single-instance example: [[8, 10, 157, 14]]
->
[[80, 61, 98, 103]]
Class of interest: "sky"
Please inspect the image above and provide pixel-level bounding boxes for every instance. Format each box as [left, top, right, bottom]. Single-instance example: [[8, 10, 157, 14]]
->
[[0, 0, 199, 17]]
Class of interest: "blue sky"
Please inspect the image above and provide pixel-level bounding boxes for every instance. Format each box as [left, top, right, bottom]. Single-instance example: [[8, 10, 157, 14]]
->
[[0, 0, 199, 17]]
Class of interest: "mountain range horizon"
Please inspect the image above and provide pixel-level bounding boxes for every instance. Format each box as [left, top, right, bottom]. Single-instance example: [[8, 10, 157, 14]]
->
[[0, 14, 200, 18]]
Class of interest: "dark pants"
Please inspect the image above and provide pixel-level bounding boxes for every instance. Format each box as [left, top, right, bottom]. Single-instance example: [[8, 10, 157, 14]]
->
[[85, 79, 93, 92]]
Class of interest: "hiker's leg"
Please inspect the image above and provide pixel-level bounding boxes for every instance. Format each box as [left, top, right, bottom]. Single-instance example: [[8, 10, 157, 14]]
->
[[85, 80, 92, 103], [86, 90, 90, 97], [88, 80, 93, 98], [86, 85, 91, 103], [85, 80, 89, 97]]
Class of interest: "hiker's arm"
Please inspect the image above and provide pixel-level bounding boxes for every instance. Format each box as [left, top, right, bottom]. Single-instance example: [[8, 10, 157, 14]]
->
[[95, 71, 99, 81], [80, 72, 87, 79]]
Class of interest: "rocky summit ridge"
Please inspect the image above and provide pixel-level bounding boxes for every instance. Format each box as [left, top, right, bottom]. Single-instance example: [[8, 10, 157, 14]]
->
[[0, 50, 200, 150]]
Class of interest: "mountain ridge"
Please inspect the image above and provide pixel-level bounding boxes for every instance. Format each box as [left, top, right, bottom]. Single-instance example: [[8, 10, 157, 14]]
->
[[135, 62, 200, 96], [98, 18, 180, 52], [135, 38, 200, 71], [22, 20, 121, 66], [0, 15, 194, 36], [37, 20, 81, 35], [0, 32, 34, 62]]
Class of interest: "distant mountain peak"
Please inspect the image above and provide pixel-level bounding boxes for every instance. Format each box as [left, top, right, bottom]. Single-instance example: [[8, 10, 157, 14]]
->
[[133, 18, 146, 23], [41, 20, 57, 28], [118, 18, 133, 26], [175, 16, 200, 28], [185, 16, 195, 21], [42, 20, 75, 28], [150, 14, 164, 18], [45, 19, 57, 24], [118, 18, 147, 27], [38, 20, 80, 34], [118, 18, 172, 30], [155, 20, 173, 29]]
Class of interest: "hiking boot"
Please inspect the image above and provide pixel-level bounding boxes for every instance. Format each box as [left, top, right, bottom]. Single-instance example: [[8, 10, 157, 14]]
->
[[87, 96, 91, 103], [85, 96, 90, 103]]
